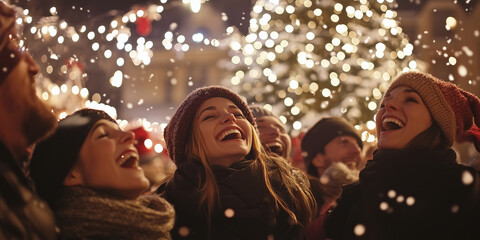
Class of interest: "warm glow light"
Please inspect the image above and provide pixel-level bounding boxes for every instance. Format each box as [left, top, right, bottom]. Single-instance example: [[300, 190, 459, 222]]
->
[[71, 86, 80, 95], [293, 121, 302, 130], [51, 86, 60, 95], [144, 139, 153, 149], [72, 34, 79, 42], [445, 16, 457, 30], [80, 88, 89, 98], [154, 144, 163, 153], [190, 0, 201, 13], [49, 7, 57, 15], [192, 32, 204, 42], [110, 71, 123, 88], [98, 25, 106, 34], [104, 50, 112, 58]]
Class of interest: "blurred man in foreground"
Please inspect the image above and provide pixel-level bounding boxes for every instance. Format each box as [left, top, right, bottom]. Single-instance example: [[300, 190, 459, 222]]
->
[[0, 1, 57, 238]]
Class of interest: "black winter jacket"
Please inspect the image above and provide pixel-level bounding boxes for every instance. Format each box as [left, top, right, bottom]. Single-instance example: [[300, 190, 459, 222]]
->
[[325, 148, 480, 240], [0, 142, 57, 240], [159, 159, 304, 240]]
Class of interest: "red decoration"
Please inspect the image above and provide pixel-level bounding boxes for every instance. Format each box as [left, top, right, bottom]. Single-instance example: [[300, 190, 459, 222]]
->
[[130, 126, 168, 158], [135, 16, 152, 36]]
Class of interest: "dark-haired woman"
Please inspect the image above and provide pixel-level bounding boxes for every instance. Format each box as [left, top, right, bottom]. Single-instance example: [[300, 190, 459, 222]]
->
[[325, 72, 480, 240], [30, 109, 174, 239]]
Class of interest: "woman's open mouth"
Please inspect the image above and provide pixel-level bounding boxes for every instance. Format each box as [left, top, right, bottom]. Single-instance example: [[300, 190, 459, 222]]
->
[[118, 151, 139, 169], [382, 117, 405, 131], [216, 127, 244, 141], [266, 142, 283, 155]]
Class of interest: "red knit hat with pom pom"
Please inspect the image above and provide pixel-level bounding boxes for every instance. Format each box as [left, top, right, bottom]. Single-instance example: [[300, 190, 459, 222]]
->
[[386, 71, 480, 152]]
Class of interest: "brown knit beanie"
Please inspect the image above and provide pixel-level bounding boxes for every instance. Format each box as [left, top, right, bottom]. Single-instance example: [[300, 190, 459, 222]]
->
[[0, 1, 22, 84], [164, 86, 255, 165], [385, 71, 480, 152]]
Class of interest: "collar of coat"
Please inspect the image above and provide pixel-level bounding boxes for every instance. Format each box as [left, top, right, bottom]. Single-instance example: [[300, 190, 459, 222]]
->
[[359, 148, 469, 191]]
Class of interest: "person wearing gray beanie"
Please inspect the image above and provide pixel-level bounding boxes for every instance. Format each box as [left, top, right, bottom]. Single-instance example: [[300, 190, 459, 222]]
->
[[30, 108, 174, 240], [158, 86, 317, 239], [326, 72, 480, 240]]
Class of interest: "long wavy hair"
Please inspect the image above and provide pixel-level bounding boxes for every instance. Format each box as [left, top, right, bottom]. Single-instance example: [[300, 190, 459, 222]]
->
[[405, 121, 448, 150], [186, 118, 317, 229]]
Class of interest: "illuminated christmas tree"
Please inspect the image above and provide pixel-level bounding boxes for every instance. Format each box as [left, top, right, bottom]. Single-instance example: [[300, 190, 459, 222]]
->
[[224, 0, 419, 133]]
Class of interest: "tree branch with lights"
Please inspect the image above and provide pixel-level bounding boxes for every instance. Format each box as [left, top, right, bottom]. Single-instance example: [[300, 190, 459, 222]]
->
[[223, 0, 420, 142]]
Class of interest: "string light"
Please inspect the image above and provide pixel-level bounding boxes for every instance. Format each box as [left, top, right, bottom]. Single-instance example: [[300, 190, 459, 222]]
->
[[225, 0, 418, 139], [18, 0, 209, 121]]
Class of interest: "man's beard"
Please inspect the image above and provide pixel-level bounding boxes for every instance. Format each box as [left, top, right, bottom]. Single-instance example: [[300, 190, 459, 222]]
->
[[22, 98, 57, 146]]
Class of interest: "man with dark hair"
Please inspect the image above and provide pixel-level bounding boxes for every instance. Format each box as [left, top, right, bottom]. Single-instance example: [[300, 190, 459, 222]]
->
[[0, 1, 57, 238], [301, 117, 363, 240]]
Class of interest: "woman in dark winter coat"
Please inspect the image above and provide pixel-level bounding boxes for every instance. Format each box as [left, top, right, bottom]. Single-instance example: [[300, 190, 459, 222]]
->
[[325, 72, 480, 240], [158, 86, 317, 239], [29, 109, 175, 239]]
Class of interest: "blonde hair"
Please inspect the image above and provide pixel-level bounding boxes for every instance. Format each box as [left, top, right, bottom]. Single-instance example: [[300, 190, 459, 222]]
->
[[186, 119, 317, 229]]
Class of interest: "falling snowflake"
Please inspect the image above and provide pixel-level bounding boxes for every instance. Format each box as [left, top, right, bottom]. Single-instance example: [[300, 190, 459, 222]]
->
[[354, 224, 366, 236], [462, 170, 474, 185], [379, 202, 389, 211], [451, 204, 460, 214], [406, 196, 415, 206], [224, 208, 235, 218], [396, 195, 405, 203], [178, 226, 190, 237], [388, 189, 397, 199]]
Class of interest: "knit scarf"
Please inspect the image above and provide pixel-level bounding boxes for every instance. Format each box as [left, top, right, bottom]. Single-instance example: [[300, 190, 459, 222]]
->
[[55, 186, 175, 240]]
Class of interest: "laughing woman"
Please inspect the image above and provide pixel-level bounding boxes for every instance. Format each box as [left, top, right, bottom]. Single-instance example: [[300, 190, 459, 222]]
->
[[325, 72, 480, 240], [29, 109, 175, 239], [158, 86, 316, 239]]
